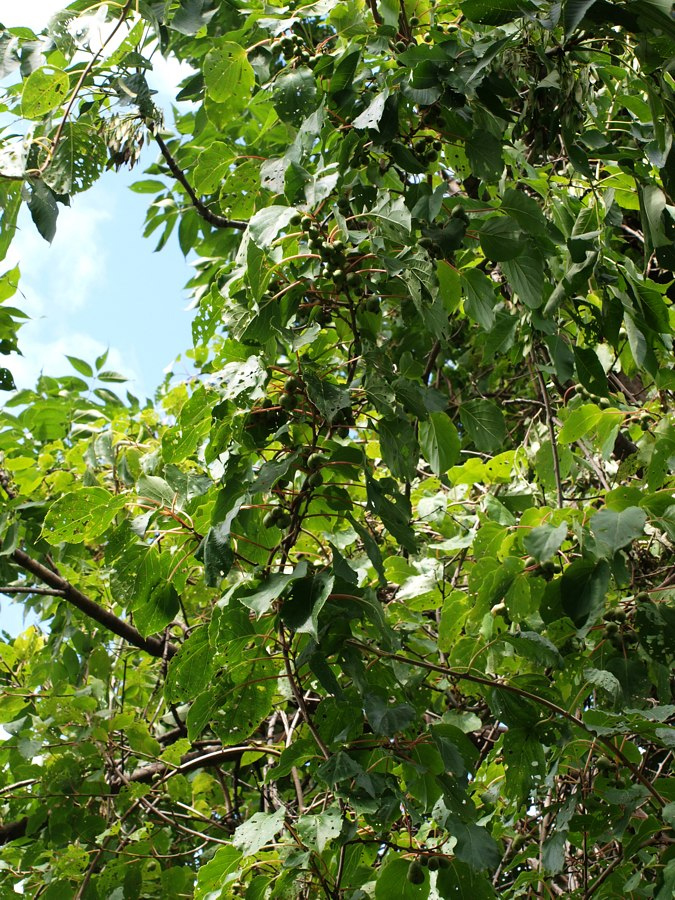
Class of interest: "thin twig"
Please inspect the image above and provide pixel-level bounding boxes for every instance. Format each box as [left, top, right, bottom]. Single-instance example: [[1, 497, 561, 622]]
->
[[535, 366, 564, 508]]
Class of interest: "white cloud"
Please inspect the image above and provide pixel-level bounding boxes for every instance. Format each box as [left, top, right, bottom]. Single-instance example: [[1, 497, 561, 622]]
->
[[9, 329, 142, 392], [9, 195, 111, 315], [0, 0, 64, 30]]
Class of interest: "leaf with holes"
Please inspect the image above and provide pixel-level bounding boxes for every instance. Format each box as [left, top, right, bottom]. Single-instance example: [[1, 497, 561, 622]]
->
[[204, 42, 254, 104], [43, 124, 107, 195], [43, 488, 126, 544], [21, 66, 69, 119]]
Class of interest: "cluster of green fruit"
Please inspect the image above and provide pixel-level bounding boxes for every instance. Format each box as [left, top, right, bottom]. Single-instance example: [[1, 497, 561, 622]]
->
[[602, 605, 639, 651], [406, 855, 451, 883], [524, 556, 560, 581], [412, 133, 443, 168], [297, 214, 364, 298], [276, 31, 323, 68], [277, 374, 304, 414], [263, 450, 328, 530]]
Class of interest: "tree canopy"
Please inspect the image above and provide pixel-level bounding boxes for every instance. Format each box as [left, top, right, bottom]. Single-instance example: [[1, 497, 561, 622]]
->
[[1, 0, 674, 896]]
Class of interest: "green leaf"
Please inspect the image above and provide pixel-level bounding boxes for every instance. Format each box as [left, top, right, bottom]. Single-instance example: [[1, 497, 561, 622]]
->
[[172, 0, 217, 35], [589, 507, 647, 558], [465, 131, 503, 181], [462, 0, 534, 23], [375, 857, 430, 898], [134, 582, 179, 636], [193, 141, 232, 194], [198, 523, 235, 587], [380, 414, 420, 480], [436, 860, 497, 898], [203, 42, 254, 104], [43, 124, 107, 195], [273, 68, 318, 125], [444, 816, 501, 871], [523, 521, 568, 563], [364, 687, 416, 736], [280, 573, 334, 640], [574, 346, 607, 396], [233, 808, 286, 857], [194, 845, 242, 899], [248, 205, 298, 249], [461, 268, 497, 331], [557, 403, 603, 443], [27, 180, 59, 244], [502, 243, 545, 308], [561, 559, 610, 629], [43, 488, 126, 544], [65, 356, 93, 377], [459, 399, 506, 453], [21, 66, 69, 118], [304, 372, 351, 424], [237, 562, 308, 616], [165, 627, 214, 703], [478, 217, 524, 261], [419, 412, 460, 474], [501, 188, 549, 234]]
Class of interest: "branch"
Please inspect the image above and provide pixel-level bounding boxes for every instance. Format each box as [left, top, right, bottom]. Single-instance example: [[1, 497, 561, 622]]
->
[[10, 549, 177, 659], [0, 585, 66, 597], [152, 132, 248, 231], [348, 641, 667, 810], [122, 743, 280, 789]]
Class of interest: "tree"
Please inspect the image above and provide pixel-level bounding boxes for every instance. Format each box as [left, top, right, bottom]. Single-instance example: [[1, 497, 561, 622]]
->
[[0, 0, 674, 895]]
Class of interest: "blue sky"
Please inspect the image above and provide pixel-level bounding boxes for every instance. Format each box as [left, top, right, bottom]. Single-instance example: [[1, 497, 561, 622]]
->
[[1, 1, 200, 635]]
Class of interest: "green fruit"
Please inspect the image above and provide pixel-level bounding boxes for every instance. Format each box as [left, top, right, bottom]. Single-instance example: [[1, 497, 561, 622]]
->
[[635, 591, 650, 603], [409, 15, 419, 26], [300, 215, 312, 230], [427, 856, 440, 871], [524, 556, 537, 568], [426, 149, 439, 162], [596, 755, 614, 772], [332, 268, 344, 280], [395, 40, 407, 52], [276, 512, 292, 529], [603, 622, 619, 636], [263, 510, 279, 528], [307, 452, 325, 470], [423, 32, 433, 42], [406, 861, 425, 884], [307, 471, 323, 488], [437, 857, 450, 869], [279, 392, 296, 411], [433, 140, 442, 151], [284, 376, 303, 394], [289, 212, 301, 225], [366, 297, 381, 313]]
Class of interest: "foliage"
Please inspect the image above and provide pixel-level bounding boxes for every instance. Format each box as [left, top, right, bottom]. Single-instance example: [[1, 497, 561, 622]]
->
[[1, 0, 675, 896]]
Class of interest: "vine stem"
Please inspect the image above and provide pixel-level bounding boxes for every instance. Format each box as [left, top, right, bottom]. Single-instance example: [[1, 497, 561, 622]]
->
[[534, 362, 564, 508], [347, 641, 666, 810], [40, 0, 134, 176], [279, 625, 330, 760]]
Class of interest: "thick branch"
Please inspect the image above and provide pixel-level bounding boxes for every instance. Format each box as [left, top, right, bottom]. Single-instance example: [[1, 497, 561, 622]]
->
[[11, 549, 177, 659], [152, 132, 248, 231]]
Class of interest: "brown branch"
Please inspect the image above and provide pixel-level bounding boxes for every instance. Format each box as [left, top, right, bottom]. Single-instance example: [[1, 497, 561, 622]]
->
[[152, 131, 248, 231], [11, 549, 177, 659], [348, 641, 667, 810]]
